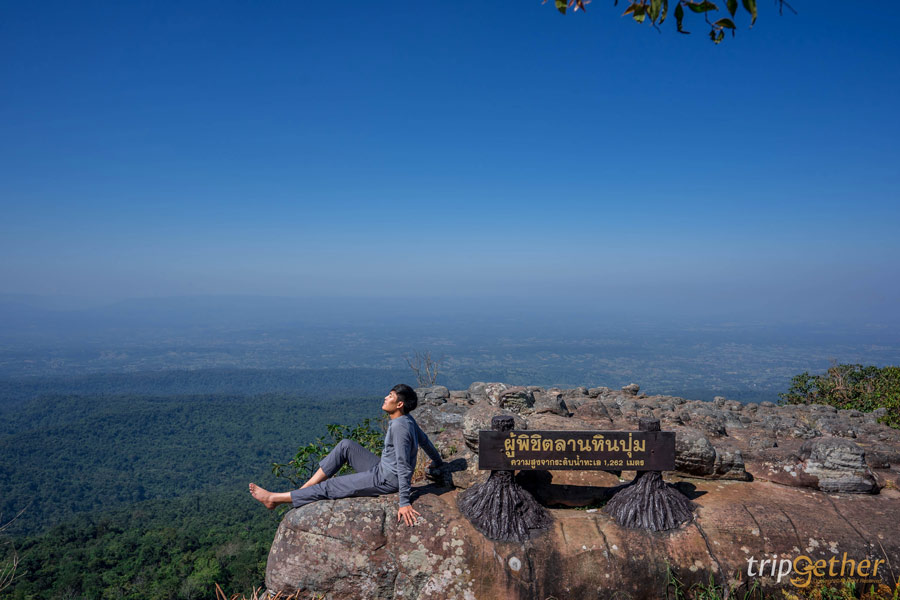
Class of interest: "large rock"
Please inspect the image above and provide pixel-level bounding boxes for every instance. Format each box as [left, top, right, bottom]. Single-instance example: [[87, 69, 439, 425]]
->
[[674, 428, 750, 480], [523, 390, 569, 417], [755, 412, 821, 440], [621, 383, 640, 396], [674, 428, 716, 476], [572, 400, 614, 424], [677, 404, 728, 437], [466, 381, 490, 402], [467, 382, 509, 405], [448, 390, 471, 406], [522, 413, 595, 432], [415, 403, 467, 436], [266, 480, 900, 599], [416, 386, 450, 406], [462, 401, 526, 452], [747, 438, 879, 493], [495, 386, 535, 414], [556, 387, 592, 411], [712, 448, 751, 481], [266, 498, 396, 597], [813, 415, 859, 438], [798, 437, 878, 493]]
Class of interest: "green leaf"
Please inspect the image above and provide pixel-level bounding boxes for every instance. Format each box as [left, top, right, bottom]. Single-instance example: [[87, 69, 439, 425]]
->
[[556, 0, 567, 14], [717, 28, 725, 42], [659, 0, 669, 24], [713, 17, 736, 28], [625, 3, 648, 22], [649, 0, 662, 22], [675, 3, 689, 33], [686, 1, 718, 13], [726, 0, 737, 16], [742, 0, 757, 25]]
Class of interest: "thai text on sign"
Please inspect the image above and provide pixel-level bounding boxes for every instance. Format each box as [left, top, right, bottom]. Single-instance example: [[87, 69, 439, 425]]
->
[[477, 430, 675, 471]]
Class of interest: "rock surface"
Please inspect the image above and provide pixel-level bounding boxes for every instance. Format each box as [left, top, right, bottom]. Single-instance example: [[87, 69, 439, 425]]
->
[[266, 481, 900, 599], [266, 383, 900, 599]]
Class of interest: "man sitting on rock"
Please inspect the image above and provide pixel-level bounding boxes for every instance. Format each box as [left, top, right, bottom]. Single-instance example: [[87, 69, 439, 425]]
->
[[249, 384, 443, 526]]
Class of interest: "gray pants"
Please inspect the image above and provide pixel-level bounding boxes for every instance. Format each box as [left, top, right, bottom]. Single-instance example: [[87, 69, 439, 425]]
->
[[290, 439, 398, 508]]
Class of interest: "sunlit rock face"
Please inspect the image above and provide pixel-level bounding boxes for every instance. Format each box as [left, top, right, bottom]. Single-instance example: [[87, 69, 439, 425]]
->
[[266, 384, 900, 599]]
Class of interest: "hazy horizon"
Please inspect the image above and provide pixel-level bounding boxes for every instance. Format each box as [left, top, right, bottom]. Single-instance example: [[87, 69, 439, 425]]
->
[[2, 293, 898, 405], [3, 290, 900, 326]]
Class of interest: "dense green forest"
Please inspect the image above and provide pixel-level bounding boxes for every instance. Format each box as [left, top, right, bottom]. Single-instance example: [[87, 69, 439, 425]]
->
[[6, 488, 283, 599], [0, 392, 381, 537], [0, 384, 386, 599]]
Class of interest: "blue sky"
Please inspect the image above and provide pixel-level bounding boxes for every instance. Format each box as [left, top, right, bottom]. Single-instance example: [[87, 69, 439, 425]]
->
[[1, 1, 898, 322]]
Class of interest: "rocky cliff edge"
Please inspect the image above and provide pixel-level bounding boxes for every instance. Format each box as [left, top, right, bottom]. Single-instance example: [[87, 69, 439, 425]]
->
[[265, 383, 900, 599]]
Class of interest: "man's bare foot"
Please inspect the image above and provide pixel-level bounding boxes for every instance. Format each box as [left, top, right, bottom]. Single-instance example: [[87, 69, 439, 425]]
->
[[249, 483, 279, 510]]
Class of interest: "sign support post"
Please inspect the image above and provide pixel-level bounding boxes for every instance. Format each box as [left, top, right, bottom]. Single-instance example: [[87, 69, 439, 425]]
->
[[603, 418, 695, 531], [457, 415, 554, 542]]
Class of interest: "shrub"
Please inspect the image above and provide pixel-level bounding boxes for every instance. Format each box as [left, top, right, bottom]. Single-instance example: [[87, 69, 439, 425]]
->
[[779, 364, 900, 429], [271, 417, 387, 486]]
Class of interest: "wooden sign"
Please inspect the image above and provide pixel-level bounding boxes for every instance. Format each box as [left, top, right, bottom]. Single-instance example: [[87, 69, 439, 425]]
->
[[477, 430, 675, 471]]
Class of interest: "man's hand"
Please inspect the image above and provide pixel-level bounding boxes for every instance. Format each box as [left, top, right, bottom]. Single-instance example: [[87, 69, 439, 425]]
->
[[397, 504, 421, 527], [425, 460, 443, 481]]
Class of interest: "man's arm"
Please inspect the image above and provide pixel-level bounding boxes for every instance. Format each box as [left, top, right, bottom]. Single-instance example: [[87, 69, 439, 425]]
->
[[416, 425, 443, 467], [393, 421, 415, 509]]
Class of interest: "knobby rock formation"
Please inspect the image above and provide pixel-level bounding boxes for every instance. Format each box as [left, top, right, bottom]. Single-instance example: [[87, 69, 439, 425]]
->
[[265, 383, 900, 599]]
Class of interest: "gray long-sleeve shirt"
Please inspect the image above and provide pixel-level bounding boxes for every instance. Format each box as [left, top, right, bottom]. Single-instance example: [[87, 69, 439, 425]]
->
[[376, 414, 443, 507]]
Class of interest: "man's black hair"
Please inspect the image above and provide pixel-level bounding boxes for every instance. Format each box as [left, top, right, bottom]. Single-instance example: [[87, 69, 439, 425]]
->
[[392, 383, 418, 414]]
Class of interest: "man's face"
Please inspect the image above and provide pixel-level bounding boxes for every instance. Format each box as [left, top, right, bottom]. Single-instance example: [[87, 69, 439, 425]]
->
[[382, 390, 404, 414]]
